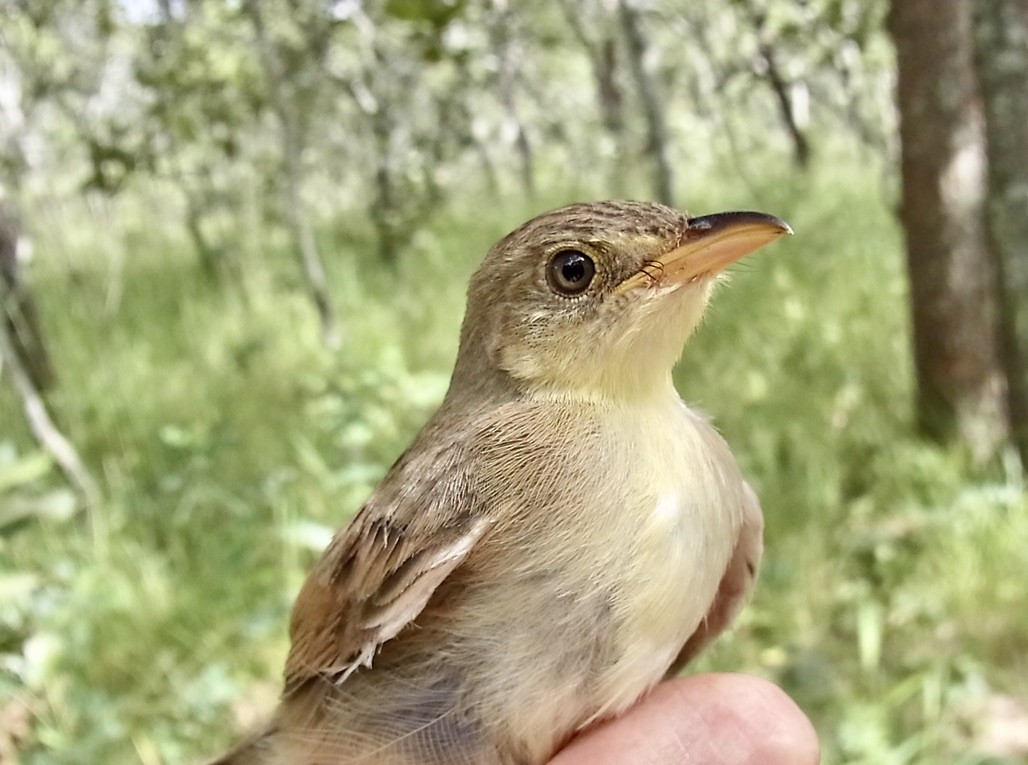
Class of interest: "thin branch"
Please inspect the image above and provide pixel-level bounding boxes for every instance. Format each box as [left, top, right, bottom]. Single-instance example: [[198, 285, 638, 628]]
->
[[0, 325, 100, 512]]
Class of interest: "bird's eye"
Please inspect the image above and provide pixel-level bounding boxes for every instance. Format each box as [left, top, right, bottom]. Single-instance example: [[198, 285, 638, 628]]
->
[[547, 249, 595, 296]]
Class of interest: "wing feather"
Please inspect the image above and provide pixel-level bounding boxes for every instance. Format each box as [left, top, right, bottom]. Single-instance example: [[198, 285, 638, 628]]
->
[[283, 446, 490, 695]]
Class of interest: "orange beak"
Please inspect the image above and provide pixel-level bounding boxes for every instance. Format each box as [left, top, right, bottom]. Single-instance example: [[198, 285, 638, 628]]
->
[[615, 211, 792, 293]]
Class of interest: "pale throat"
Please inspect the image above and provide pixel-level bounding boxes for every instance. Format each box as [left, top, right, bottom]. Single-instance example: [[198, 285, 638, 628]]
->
[[532, 292, 715, 405]]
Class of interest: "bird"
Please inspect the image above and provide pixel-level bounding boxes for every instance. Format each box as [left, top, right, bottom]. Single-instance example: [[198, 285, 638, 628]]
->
[[213, 200, 791, 765]]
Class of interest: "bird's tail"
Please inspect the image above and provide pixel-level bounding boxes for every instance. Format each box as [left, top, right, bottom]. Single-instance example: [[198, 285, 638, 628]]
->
[[206, 725, 276, 765]]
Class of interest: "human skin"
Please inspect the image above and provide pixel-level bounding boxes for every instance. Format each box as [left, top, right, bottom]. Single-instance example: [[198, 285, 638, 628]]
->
[[551, 674, 820, 765]]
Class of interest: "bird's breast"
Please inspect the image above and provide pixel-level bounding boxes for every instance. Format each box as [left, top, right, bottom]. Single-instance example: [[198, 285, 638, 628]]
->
[[435, 395, 750, 758], [582, 399, 746, 719]]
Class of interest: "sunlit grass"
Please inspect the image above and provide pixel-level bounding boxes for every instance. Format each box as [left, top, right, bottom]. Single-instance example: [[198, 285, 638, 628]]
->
[[1, 159, 1025, 764]]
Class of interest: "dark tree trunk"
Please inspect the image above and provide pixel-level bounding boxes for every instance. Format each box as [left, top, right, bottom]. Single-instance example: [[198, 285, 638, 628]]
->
[[744, 1, 811, 169], [368, 76, 401, 265], [974, 0, 1028, 467], [562, 1, 627, 194], [617, 0, 674, 206], [184, 193, 221, 278], [888, 0, 1008, 457], [0, 202, 54, 392], [596, 38, 625, 147], [759, 43, 811, 169]]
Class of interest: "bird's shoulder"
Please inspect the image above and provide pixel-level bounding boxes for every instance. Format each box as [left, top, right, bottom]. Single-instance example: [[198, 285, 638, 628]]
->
[[282, 401, 527, 694]]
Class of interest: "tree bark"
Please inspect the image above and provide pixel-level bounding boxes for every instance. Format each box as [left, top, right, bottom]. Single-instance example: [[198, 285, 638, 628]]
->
[[617, 0, 674, 206], [888, 0, 1007, 457], [974, 0, 1028, 467]]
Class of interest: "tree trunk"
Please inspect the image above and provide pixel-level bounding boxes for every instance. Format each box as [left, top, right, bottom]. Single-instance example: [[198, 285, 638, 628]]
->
[[759, 43, 811, 169], [744, 1, 811, 169], [888, 0, 1007, 458], [617, 0, 674, 206], [357, 46, 404, 266], [562, 1, 627, 194], [244, 0, 340, 349], [490, 0, 535, 198], [184, 192, 221, 278], [280, 124, 340, 349], [974, 0, 1028, 467], [0, 202, 98, 510], [0, 201, 54, 392], [459, 58, 501, 199]]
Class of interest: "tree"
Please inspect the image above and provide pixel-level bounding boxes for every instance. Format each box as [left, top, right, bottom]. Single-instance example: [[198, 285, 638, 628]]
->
[[617, 0, 674, 206], [560, 0, 628, 194], [740, 0, 811, 168], [243, 0, 341, 349], [0, 200, 53, 392], [349, 1, 481, 262], [0, 199, 98, 510], [974, 0, 1028, 467], [489, 0, 535, 197], [134, 1, 262, 278], [888, 0, 1007, 457]]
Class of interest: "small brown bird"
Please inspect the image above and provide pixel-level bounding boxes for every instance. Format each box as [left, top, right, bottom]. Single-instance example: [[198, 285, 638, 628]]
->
[[214, 201, 791, 765]]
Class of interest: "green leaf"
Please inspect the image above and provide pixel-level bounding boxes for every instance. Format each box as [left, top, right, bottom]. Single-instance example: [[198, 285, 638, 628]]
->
[[384, 0, 466, 28], [0, 489, 77, 530], [0, 451, 53, 494]]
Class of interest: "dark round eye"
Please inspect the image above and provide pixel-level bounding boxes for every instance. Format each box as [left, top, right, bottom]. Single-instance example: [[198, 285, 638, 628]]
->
[[547, 249, 595, 296]]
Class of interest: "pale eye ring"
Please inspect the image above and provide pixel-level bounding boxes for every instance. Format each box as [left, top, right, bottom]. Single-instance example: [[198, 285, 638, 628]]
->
[[547, 249, 595, 296]]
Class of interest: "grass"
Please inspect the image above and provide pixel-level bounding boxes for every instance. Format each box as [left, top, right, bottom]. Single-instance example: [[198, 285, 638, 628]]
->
[[1, 159, 1026, 764]]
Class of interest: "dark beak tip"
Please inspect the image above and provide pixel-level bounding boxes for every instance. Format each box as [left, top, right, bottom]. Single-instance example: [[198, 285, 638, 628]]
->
[[686, 210, 793, 237]]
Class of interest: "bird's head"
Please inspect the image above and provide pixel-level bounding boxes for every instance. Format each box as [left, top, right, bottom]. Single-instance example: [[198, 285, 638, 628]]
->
[[452, 201, 791, 403]]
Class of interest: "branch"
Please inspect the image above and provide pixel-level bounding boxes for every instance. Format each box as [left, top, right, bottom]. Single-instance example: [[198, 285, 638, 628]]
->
[[0, 325, 100, 512]]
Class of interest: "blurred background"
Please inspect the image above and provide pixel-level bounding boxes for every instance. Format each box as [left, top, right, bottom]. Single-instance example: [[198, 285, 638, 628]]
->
[[1, 0, 1026, 763]]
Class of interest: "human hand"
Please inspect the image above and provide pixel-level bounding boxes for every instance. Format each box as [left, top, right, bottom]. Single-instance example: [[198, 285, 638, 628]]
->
[[550, 674, 820, 765]]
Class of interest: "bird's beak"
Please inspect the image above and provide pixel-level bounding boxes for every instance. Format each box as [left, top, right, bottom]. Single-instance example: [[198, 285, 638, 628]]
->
[[614, 211, 792, 294]]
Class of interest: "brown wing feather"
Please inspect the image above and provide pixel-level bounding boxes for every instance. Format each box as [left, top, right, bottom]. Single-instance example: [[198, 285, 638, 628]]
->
[[283, 443, 491, 695]]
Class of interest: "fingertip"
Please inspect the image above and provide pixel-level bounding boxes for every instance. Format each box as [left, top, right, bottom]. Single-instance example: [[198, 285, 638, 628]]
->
[[674, 674, 820, 765], [552, 674, 819, 765]]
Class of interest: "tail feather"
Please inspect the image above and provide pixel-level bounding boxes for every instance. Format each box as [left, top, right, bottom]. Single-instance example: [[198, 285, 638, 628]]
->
[[206, 726, 276, 765]]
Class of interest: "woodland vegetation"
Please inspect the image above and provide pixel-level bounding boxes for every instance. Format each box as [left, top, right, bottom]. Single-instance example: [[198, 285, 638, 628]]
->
[[0, 0, 1026, 763]]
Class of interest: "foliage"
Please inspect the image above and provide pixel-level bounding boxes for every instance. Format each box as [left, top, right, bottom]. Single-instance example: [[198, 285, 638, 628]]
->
[[0, 1, 1025, 764], [1, 159, 1026, 764], [0, 0, 896, 242]]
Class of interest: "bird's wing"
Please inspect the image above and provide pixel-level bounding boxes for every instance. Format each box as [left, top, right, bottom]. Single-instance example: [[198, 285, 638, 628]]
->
[[283, 460, 491, 695], [666, 481, 764, 676]]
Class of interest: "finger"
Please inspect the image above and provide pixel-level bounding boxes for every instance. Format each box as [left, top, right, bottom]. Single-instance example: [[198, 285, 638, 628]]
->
[[549, 673, 820, 765]]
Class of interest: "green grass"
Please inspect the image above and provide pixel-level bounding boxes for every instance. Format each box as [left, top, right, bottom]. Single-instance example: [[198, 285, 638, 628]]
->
[[1, 161, 1026, 764]]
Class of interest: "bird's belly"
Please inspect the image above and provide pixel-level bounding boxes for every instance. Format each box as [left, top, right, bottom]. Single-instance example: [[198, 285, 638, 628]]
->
[[486, 486, 738, 759], [585, 485, 733, 722]]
